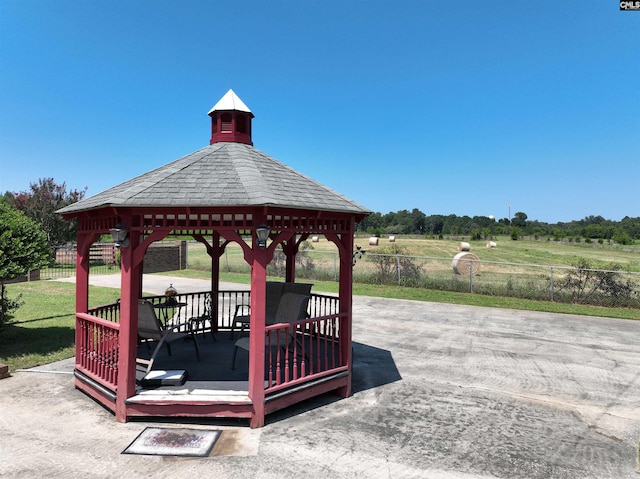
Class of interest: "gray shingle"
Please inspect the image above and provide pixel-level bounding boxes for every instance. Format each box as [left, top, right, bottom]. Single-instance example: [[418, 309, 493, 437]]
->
[[57, 143, 370, 215]]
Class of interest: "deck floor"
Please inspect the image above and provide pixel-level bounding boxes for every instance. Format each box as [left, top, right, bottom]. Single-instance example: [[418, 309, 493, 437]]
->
[[133, 329, 339, 399], [136, 330, 250, 389]]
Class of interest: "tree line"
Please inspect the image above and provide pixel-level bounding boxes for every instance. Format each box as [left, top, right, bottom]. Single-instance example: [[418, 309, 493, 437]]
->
[[356, 208, 640, 244], [3, 178, 639, 249]]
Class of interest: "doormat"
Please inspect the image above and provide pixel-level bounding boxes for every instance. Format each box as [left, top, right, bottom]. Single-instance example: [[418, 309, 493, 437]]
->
[[122, 427, 221, 457]]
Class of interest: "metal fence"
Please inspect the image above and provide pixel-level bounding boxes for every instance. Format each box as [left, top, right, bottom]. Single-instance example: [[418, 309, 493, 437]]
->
[[32, 242, 640, 310], [269, 250, 640, 309], [200, 246, 640, 308], [38, 243, 119, 280]]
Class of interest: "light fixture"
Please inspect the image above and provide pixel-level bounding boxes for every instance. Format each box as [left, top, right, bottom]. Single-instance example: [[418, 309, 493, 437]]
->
[[255, 224, 270, 249], [109, 224, 129, 248]]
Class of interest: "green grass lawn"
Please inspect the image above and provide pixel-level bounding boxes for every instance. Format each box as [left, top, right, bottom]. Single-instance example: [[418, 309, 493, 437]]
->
[[0, 282, 121, 372]]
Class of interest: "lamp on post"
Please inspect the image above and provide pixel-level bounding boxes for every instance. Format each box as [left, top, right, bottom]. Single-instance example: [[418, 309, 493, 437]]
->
[[255, 224, 270, 249], [109, 224, 129, 248]]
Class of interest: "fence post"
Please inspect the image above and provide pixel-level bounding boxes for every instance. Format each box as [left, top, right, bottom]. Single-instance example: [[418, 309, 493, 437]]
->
[[549, 266, 554, 302], [397, 255, 401, 284], [469, 260, 474, 293]]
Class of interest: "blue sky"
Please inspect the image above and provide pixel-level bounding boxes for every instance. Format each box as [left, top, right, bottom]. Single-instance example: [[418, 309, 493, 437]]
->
[[1, 1, 638, 223]]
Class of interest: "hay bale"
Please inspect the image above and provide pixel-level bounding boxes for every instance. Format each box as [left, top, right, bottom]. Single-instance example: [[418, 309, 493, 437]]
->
[[452, 252, 480, 275], [312, 236, 319, 243], [458, 242, 470, 252], [486, 241, 497, 248], [368, 237, 379, 246], [388, 236, 395, 242]]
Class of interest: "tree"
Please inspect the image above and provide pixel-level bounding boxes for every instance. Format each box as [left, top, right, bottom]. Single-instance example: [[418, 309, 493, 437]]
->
[[7, 178, 86, 247], [0, 201, 51, 329], [411, 208, 427, 235], [511, 211, 528, 229], [357, 211, 383, 235], [424, 214, 445, 236]]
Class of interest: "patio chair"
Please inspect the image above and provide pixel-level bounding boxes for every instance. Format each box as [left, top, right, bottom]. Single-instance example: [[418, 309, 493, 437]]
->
[[231, 282, 313, 338], [231, 292, 310, 370], [231, 282, 282, 338], [137, 300, 200, 375]]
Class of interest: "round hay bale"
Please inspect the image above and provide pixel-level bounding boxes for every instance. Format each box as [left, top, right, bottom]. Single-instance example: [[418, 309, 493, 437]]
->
[[458, 242, 470, 252], [312, 236, 319, 243], [486, 241, 497, 248], [452, 252, 480, 275], [388, 235, 396, 242], [368, 237, 379, 246]]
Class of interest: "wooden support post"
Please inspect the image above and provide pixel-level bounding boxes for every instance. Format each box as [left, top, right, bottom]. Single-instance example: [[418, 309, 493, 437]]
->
[[115, 227, 141, 422], [248, 242, 267, 428], [283, 239, 296, 283], [211, 232, 221, 332], [282, 233, 309, 283], [337, 223, 355, 398]]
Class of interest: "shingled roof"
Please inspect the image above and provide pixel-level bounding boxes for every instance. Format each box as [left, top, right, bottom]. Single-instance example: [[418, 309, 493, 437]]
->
[[57, 142, 370, 216]]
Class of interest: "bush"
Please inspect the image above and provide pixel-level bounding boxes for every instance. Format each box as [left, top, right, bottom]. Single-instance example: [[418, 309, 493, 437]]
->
[[613, 231, 632, 245], [267, 241, 316, 278], [557, 258, 638, 306], [0, 201, 50, 331], [366, 244, 423, 285]]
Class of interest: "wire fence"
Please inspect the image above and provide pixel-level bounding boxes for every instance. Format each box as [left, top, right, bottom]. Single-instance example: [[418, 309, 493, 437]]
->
[[266, 250, 640, 309], [31, 243, 640, 310], [189, 244, 640, 309]]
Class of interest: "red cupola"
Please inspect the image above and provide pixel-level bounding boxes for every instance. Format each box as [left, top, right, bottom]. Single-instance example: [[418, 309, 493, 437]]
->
[[208, 89, 254, 145]]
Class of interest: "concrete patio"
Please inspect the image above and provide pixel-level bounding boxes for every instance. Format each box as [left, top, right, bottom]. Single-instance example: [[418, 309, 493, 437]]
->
[[1, 274, 638, 478]]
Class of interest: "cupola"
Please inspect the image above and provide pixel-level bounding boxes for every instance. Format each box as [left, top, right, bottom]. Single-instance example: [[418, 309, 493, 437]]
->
[[208, 89, 254, 145]]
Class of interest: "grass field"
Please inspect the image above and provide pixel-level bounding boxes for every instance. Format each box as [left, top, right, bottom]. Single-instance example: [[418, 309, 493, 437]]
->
[[406, 236, 636, 268], [188, 235, 640, 272]]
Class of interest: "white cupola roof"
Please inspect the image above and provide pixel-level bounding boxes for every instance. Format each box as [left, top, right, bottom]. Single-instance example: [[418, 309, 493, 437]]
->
[[207, 89, 252, 114]]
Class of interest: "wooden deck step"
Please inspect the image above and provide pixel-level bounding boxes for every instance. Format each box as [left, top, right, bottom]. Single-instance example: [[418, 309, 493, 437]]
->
[[128, 380, 252, 403]]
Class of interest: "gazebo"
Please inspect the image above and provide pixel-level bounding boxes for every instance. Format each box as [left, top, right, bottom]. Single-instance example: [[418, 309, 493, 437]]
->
[[57, 89, 370, 427]]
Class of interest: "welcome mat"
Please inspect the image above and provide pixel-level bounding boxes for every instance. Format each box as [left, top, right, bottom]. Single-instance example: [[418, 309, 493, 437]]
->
[[122, 427, 221, 457]]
